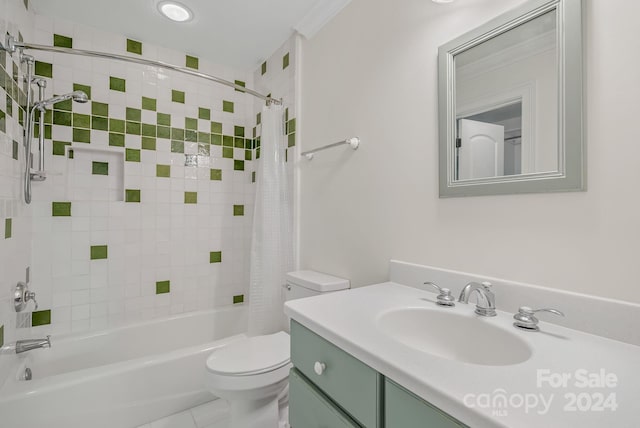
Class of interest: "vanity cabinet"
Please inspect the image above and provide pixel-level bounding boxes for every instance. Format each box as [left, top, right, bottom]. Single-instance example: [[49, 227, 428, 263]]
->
[[289, 321, 466, 428]]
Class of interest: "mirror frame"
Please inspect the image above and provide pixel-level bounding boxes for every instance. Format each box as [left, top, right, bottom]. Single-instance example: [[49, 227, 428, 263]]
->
[[438, 0, 584, 197]]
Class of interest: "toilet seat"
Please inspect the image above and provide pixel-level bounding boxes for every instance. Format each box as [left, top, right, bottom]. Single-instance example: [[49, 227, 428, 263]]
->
[[206, 331, 290, 377]]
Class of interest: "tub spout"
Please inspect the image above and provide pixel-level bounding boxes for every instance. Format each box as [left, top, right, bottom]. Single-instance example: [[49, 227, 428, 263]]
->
[[15, 336, 51, 354]]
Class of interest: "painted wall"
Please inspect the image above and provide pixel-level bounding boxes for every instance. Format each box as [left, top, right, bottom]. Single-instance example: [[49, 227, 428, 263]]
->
[[299, 0, 640, 304]]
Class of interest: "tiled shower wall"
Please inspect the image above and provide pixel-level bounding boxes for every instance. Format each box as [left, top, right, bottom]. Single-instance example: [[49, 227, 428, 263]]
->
[[0, 0, 34, 350], [0, 0, 298, 340]]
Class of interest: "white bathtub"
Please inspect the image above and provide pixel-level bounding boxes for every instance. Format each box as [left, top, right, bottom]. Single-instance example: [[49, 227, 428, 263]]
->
[[0, 306, 247, 428]]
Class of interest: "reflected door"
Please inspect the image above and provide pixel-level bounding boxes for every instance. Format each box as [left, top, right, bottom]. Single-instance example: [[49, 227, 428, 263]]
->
[[457, 119, 505, 180]]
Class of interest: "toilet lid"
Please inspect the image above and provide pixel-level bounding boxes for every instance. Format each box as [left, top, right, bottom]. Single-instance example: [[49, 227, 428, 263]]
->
[[206, 332, 291, 376]]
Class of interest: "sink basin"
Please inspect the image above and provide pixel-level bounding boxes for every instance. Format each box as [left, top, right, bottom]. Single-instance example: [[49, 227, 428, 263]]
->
[[377, 308, 532, 366]]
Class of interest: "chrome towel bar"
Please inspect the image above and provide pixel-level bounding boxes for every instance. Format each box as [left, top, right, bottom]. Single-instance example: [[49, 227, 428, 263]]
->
[[301, 137, 360, 160]]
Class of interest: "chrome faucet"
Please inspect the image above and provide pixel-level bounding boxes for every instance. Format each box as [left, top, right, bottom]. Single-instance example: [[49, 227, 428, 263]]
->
[[458, 281, 496, 317], [15, 336, 51, 354]]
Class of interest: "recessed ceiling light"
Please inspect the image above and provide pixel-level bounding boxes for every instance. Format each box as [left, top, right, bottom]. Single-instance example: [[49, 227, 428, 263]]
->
[[158, 1, 193, 22]]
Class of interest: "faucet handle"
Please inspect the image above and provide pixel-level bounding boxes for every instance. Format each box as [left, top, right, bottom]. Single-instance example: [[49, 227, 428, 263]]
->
[[513, 306, 564, 331], [423, 282, 455, 307]]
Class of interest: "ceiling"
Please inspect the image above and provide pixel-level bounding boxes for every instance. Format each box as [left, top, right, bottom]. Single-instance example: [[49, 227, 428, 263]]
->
[[30, 0, 349, 71]]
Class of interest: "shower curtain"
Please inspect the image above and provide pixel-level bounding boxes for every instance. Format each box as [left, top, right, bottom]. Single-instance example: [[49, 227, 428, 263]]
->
[[248, 103, 293, 336]]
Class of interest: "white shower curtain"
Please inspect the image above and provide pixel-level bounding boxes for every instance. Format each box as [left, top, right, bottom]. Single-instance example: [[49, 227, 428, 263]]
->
[[248, 104, 293, 336]]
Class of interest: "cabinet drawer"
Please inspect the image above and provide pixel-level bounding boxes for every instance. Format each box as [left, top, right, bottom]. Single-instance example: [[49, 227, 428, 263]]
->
[[385, 379, 467, 428], [290, 321, 380, 428], [289, 369, 360, 428]]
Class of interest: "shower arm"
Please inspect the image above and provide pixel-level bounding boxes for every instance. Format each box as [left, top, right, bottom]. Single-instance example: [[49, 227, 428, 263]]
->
[[2, 35, 281, 105]]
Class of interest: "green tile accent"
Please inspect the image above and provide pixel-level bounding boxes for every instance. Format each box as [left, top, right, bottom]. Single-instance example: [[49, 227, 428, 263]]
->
[[92, 161, 109, 175], [234, 126, 245, 137], [73, 83, 91, 100], [32, 310, 51, 326], [185, 130, 197, 142], [186, 55, 199, 70], [256, 112, 261, 125], [172, 90, 185, 104], [142, 137, 156, 150], [92, 116, 109, 131], [12, 141, 18, 160], [283, 52, 290, 69], [68, 149, 74, 159], [233, 205, 244, 216], [4, 218, 12, 239], [0, 325, 3, 347], [53, 140, 70, 156], [157, 126, 171, 139], [157, 112, 171, 126], [171, 140, 184, 153], [110, 76, 126, 92], [223, 135, 233, 147], [126, 107, 141, 122], [234, 137, 244, 148], [125, 189, 141, 203], [198, 132, 210, 144], [91, 101, 109, 117], [35, 61, 52, 78], [184, 191, 198, 204], [210, 251, 222, 263], [53, 110, 71, 126], [156, 164, 170, 178], [156, 280, 171, 294], [53, 34, 72, 48], [234, 80, 245, 93], [233, 294, 244, 304], [142, 123, 156, 137], [211, 122, 222, 134], [90, 245, 108, 260], [56, 98, 73, 112], [109, 133, 125, 147], [126, 121, 141, 135], [73, 128, 91, 143], [234, 160, 245, 171], [171, 128, 185, 141], [261, 61, 267, 75], [222, 100, 234, 113], [252, 171, 256, 183], [198, 107, 210, 120], [287, 118, 296, 134], [245, 150, 252, 161], [185, 117, 197, 130], [73, 113, 90, 128], [142, 97, 157, 111], [109, 118, 125, 133], [222, 147, 233, 158], [126, 148, 141, 162], [211, 134, 222, 146], [126, 39, 143, 55], [288, 133, 296, 147], [52, 202, 71, 217], [210, 169, 222, 181]]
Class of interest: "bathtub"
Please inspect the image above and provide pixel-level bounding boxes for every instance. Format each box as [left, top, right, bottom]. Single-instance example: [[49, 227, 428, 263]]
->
[[0, 306, 247, 428]]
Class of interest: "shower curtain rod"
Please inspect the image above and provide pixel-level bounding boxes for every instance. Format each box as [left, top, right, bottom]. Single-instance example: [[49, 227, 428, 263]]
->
[[1, 35, 280, 105]]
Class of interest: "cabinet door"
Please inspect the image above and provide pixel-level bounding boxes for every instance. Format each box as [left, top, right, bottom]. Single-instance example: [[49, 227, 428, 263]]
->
[[289, 369, 360, 428], [385, 379, 467, 428]]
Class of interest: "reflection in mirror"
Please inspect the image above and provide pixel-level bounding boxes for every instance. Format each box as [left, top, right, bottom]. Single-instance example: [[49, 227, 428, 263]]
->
[[454, 9, 557, 182]]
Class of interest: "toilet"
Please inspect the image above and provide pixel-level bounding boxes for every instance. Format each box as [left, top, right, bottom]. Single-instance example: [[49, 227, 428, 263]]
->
[[205, 270, 350, 428]]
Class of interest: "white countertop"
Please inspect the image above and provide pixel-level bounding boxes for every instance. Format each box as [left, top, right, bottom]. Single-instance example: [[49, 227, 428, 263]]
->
[[284, 282, 640, 428]]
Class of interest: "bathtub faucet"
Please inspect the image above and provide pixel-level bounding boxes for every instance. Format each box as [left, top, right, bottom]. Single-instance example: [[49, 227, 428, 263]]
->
[[15, 336, 51, 354]]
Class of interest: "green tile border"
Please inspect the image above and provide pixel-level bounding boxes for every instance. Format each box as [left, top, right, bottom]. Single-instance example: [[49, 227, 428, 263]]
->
[[90, 245, 108, 260], [32, 310, 51, 326]]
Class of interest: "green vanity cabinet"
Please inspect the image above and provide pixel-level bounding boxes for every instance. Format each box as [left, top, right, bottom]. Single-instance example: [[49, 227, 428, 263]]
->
[[385, 379, 467, 428], [289, 368, 360, 428], [289, 321, 467, 428], [290, 321, 382, 427]]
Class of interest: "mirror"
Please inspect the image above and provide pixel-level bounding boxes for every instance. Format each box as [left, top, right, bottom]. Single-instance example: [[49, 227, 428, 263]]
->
[[438, 0, 584, 197]]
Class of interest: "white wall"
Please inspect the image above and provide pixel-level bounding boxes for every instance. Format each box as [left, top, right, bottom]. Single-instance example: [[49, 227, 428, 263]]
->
[[299, 0, 640, 304]]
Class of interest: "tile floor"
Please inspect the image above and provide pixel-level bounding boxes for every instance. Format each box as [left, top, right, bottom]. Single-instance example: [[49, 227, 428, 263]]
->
[[137, 399, 290, 428]]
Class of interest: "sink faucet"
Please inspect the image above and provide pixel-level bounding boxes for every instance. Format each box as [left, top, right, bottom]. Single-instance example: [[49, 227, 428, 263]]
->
[[458, 282, 496, 317], [15, 336, 51, 354]]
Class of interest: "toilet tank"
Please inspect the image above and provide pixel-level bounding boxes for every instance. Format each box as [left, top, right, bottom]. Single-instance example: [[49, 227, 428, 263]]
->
[[284, 270, 350, 301]]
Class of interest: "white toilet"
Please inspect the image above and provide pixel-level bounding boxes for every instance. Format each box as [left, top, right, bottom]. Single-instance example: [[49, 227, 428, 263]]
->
[[205, 270, 350, 428]]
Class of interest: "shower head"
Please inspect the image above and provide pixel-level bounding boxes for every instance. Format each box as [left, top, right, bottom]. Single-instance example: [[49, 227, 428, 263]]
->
[[34, 90, 89, 111]]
